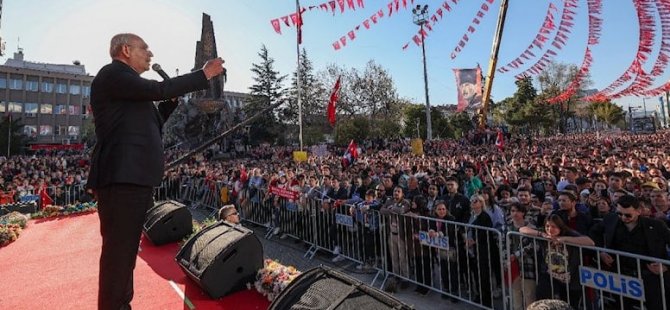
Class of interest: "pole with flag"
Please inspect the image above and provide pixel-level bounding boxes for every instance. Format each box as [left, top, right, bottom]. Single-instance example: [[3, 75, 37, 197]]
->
[[296, 0, 304, 151], [327, 76, 341, 126]]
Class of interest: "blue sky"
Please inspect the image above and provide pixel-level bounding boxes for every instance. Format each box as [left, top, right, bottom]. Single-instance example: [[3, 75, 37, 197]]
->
[[0, 0, 662, 111]]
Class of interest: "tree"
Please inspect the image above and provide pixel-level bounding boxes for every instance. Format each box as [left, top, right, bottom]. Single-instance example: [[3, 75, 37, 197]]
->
[[318, 61, 403, 140], [590, 100, 625, 128], [244, 45, 287, 144], [0, 116, 27, 156], [285, 48, 326, 126], [536, 61, 589, 133], [448, 112, 475, 138], [402, 104, 446, 139]]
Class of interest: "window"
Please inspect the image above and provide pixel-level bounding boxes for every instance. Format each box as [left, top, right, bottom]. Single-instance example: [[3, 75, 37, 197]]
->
[[24, 103, 38, 114], [0, 102, 5, 113], [68, 126, 80, 136], [68, 105, 80, 115], [56, 126, 67, 136], [9, 78, 23, 90], [40, 104, 52, 114], [8, 102, 22, 112], [55, 105, 68, 115], [56, 82, 67, 94], [25, 80, 39, 92], [0, 77, 7, 89], [69, 84, 80, 95], [23, 125, 37, 137], [39, 125, 53, 136], [82, 85, 90, 97], [41, 79, 54, 93]]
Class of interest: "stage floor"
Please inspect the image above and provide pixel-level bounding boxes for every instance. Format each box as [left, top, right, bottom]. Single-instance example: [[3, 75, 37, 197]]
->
[[0, 212, 269, 310]]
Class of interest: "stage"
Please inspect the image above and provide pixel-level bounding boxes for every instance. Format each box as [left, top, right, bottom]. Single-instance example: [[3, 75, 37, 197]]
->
[[0, 212, 270, 309]]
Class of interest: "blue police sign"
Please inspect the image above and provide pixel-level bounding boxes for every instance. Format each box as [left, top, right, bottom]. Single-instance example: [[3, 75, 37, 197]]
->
[[418, 231, 449, 250], [335, 214, 354, 227], [579, 266, 645, 301]]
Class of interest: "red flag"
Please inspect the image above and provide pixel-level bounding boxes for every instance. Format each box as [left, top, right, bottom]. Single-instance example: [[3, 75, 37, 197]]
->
[[271, 19, 282, 34], [356, 0, 365, 8], [495, 130, 504, 151], [346, 0, 355, 9], [296, 9, 304, 44], [39, 185, 53, 208], [327, 76, 341, 126], [347, 140, 359, 159]]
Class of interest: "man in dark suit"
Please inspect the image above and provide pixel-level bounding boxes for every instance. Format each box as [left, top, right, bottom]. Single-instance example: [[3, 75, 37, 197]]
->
[[590, 195, 670, 310], [88, 33, 224, 310]]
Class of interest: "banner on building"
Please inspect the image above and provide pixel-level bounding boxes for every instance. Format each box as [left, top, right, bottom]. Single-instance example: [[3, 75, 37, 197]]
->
[[453, 66, 482, 112]]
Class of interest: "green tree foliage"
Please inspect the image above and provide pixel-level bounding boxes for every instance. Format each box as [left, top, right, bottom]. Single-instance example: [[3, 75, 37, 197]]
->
[[285, 48, 325, 126], [448, 112, 475, 138], [0, 116, 27, 156], [319, 61, 403, 142], [590, 100, 625, 128], [402, 104, 448, 139], [244, 45, 287, 144]]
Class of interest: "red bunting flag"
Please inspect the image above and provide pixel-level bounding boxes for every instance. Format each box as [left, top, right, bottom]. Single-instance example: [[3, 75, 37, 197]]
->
[[357, 0, 365, 8], [329, 1, 337, 12], [337, 0, 345, 13], [348, 30, 356, 40], [347, 0, 355, 10], [333, 41, 341, 50], [327, 76, 341, 126], [270, 19, 281, 34], [363, 19, 371, 29], [281, 16, 291, 26]]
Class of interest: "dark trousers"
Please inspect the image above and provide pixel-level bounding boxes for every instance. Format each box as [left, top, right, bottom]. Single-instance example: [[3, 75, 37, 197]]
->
[[97, 184, 154, 310]]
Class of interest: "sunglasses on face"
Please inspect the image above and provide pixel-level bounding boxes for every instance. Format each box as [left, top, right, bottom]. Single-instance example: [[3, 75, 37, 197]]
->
[[616, 212, 633, 219]]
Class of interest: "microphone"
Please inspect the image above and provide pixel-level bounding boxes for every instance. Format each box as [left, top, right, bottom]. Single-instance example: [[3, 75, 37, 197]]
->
[[152, 63, 170, 80]]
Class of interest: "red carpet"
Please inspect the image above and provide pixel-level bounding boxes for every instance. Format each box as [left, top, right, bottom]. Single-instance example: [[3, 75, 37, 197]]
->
[[0, 212, 270, 310]]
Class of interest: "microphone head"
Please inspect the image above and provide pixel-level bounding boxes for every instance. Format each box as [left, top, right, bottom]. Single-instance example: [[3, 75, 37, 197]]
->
[[151, 63, 162, 72]]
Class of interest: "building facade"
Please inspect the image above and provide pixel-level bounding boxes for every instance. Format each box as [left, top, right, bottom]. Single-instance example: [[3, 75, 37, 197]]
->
[[0, 50, 93, 148]]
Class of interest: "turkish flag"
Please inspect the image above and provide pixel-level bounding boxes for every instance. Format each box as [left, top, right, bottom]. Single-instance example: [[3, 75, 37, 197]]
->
[[327, 76, 341, 126], [39, 185, 54, 208], [495, 130, 504, 151]]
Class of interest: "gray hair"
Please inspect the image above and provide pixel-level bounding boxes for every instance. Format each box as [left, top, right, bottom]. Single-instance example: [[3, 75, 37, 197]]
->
[[527, 299, 573, 310], [109, 33, 140, 58]]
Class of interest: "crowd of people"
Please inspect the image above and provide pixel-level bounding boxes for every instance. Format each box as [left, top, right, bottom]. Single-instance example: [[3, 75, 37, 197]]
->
[[153, 130, 670, 309], [3, 130, 670, 309]]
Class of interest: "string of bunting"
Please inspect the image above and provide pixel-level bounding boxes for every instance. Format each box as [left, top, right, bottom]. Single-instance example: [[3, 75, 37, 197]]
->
[[584, 0, 656, 101], [400, 0, 463, 50], [609, 0, 659, 98], [546, 0, 602, 104], [514, 0, 579, 80], [620, 0, 670, 97], [270, 0, 366, 35], [498, 2, 558, 74], [333, 0, 415, 51], [450, 0, 496, 60], [628, 0, 670, 97]]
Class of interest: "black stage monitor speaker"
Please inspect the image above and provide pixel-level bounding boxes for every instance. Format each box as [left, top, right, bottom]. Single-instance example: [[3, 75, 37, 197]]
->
[[269, 266, 414, 310], [175, 221, 263, 299], [143, 200, 193, 245]]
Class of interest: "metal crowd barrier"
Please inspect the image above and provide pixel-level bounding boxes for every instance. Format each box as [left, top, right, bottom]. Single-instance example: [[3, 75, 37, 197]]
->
[[506, 231, 670, 310], [149, 177, 670, 310], [1, 183, 91, 210]]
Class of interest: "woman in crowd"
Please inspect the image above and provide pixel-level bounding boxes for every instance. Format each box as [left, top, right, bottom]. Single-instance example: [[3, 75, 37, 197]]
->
[[429, 200, 460, 302], [466, 194, 497, 307], [519, 214, 595, 309]]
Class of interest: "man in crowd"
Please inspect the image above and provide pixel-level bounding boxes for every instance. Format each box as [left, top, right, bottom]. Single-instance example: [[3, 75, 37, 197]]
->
[[590, 195, 670, 310]]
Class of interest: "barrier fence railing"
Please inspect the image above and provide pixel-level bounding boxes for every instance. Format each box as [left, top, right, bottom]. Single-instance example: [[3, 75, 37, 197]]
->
[[506, 231, 670, 310], [149, 177, 670, 310], [1, 183, 91, 212]]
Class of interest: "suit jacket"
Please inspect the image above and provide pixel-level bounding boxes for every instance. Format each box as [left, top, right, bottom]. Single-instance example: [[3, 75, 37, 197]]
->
[[87, 60, 209, 189], [590, 213, 670, 260]]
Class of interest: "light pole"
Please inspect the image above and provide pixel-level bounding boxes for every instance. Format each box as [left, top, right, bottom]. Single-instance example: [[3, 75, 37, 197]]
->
[[412, 4, 432, 140], [642, 97, 649, 118], [629, 105, 641, 131]]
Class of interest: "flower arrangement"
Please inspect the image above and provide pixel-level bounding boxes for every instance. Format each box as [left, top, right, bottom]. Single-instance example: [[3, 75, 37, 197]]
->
[[31, 202, 98, 219], [252, 258, 302, 301], [0, 211, 29, 247]]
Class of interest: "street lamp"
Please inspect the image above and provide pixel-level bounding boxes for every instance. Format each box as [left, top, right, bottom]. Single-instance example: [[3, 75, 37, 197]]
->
[[412, 4, 432, 140]]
